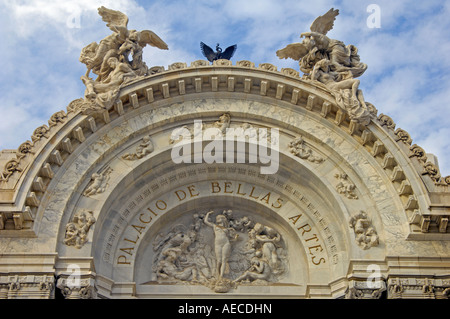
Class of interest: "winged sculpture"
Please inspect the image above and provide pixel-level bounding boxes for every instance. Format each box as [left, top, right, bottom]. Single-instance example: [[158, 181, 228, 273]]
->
[[78, 6, 168, 112], [200, 42, 237, 63], [276, 8, 374, 125]]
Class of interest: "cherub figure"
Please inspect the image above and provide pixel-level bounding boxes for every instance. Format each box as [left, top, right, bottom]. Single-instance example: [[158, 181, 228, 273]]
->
[[83, 168, 112, 197], [122, 136, 154, 160]]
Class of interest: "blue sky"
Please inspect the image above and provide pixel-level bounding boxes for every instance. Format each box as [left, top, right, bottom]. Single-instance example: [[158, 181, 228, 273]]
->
[[1, 0, 449, 176]]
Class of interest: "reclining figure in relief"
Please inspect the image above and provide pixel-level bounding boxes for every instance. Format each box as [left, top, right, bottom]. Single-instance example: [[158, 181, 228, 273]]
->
[[277, 8, 376, 125], [78, 6, 168, 114]]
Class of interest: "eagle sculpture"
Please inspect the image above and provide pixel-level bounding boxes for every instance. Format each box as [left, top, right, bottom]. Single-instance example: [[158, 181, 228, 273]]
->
[[200, 42, 237, 62]]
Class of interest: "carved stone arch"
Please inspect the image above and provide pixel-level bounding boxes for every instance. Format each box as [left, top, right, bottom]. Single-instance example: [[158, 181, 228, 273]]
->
[[43, 94, 393, 297], [1, 61, 449, 299]]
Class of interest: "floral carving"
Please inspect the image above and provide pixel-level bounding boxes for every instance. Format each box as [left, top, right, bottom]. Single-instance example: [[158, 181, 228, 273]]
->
[[377, 113, 395, 130], [394, 128, 412, 145], [0, 159, 23, 182], [409, 144, 427, 163], [17, 141, 34, 159], [236, 60, 255, 68], [422, 162, 441, 182], [48, 110, 67, 127], [258, 63, 277, 72], [31, 125, 50, 143]]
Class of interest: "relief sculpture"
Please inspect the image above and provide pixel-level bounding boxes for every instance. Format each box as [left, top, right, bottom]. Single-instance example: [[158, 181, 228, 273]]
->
[[277, 8, 376, 125], [64, 210, 96, 249], [349, 211, 379, 249], [152, 210, 287, 293]]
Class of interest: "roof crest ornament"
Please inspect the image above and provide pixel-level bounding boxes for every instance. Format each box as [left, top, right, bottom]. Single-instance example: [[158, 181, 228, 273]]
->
[[78, 6, 168, 115], [277, 8, 376, 125]]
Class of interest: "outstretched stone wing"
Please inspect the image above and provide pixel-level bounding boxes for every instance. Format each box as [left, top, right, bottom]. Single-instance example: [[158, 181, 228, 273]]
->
[[98, 6, 129, 31], [276, 42, 309, 61], [309, 8, 339, 35], [139, 30, 169, 50]]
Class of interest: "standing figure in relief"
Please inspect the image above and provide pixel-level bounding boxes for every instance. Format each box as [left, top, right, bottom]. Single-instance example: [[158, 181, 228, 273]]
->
[[204, 211, 238, 279]]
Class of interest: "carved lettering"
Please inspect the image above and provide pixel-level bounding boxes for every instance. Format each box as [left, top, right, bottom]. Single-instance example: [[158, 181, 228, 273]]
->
[[139, 213, 152, 223], [187, 185, 199, 197], [156, 200, 167, 210], [288, 214, 327, 266], [175, 189, 187, 201], [224, 182, 233, 193], [117, 255, 130, 265], [211, 182, 221, 193], [132, 224, 146, 234], [120, 247, 134, 256], [237, 183, 246, 196], [124, 235, 139, 244], [260, 192, 271, 204], [288, 214, 302, 225]]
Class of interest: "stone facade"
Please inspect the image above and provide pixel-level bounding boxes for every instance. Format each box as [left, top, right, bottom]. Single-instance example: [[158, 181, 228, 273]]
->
[[0, 7, 449, 299]]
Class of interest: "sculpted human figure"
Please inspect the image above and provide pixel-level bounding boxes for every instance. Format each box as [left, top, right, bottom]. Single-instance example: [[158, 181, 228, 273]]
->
[[233, 253, 271, 283], [156, 249, 198, 282], [83, 168, 112, 197], [311, 59, 371, 125], [64, 210, 96, 248], [204, 211, 238, 279], [79, 6, 168, 113], [251, 223, 281, 271], [349, 211, 379, 249], [122, 136, 154, 160], [277, 8, 375, 125]]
